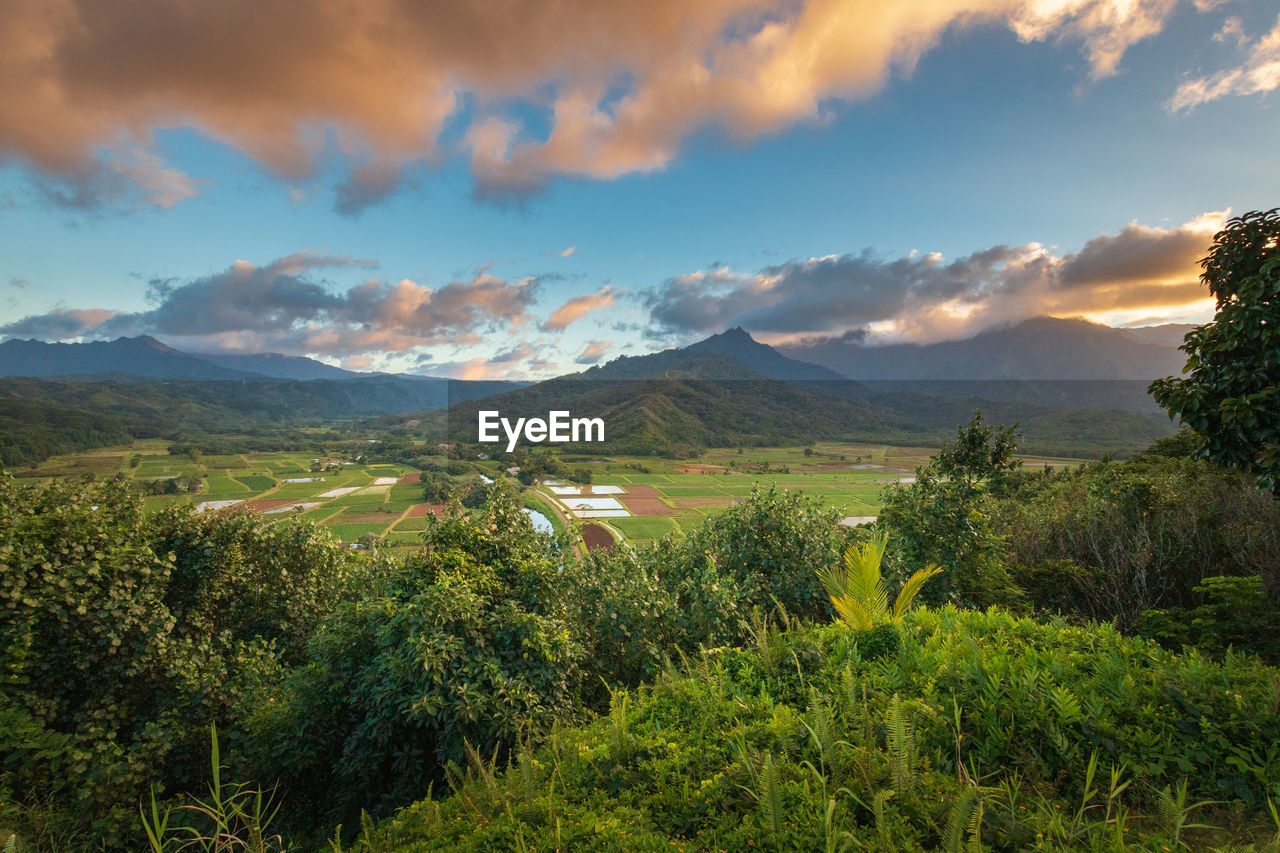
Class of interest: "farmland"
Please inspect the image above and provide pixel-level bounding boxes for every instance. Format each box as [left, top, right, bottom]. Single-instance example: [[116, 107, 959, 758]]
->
[[16, 438, 1087, 550]]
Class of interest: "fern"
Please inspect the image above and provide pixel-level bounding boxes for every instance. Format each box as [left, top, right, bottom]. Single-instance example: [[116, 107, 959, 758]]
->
[[942, 787, 978, 853], [760, 755, 784, 842], [885, 694, 917, 794]]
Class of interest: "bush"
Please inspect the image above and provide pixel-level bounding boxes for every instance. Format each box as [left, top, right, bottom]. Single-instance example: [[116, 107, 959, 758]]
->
[[993, 456, 1280, 628], [0, 477, 284, 848], [146, 506, 359, 663], [246, 488, 586, 825], [1137, 575, 1280, 664]]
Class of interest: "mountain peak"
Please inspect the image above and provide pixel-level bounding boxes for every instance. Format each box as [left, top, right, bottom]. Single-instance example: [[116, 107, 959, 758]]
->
[[126, 335, 176, 352], [684, 327, 849, 381]]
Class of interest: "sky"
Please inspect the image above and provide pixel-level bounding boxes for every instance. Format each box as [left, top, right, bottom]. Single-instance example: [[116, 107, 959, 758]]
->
[[1, 0, 1278, 379]]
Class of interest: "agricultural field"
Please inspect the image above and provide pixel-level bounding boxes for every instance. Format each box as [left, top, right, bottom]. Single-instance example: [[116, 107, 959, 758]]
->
[[16, 439, 1087, 550], [14, 442, 432, 547], [515, 442, 1086, 546]]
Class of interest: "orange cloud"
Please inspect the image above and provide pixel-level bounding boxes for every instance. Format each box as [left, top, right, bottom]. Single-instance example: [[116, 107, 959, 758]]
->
[[1, 0, 1182, 207], [648, 212, 1224, 346], [544, 286, 617, 331]]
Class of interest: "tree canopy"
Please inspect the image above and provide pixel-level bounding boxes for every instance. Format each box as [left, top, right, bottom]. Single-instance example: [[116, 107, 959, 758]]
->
[[1150, 208, 1280, 493]]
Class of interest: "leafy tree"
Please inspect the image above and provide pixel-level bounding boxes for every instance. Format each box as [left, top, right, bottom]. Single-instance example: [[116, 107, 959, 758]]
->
[[420, 471, 457, 503], [458, 474, 492, 508], [932, 411, 1020, 493], [879, 412, 1023, 608], [249, 488, 585, 825], [1150, 208, 1280, 493]]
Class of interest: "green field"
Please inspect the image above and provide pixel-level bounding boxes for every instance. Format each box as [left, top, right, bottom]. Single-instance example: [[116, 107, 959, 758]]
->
[[21, 439, 1087, 549], [510, 441, 1088, 546]]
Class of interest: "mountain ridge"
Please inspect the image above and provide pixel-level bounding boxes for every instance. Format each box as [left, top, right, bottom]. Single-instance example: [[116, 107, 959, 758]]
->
[[777, 316, 1187, 380]]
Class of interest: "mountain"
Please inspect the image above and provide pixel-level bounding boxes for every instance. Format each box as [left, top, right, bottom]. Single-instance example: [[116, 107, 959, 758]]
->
[[422, 329, 1173, 458], [1123, 324, 1197, 349], [195, 351, 363, 380], [0, 335, 371, 381], [777, 317, 1187, 380], [684, 326, 849, 381], [0, 336, 265, 380]]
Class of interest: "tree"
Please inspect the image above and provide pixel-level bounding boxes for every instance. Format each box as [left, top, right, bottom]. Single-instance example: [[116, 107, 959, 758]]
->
[[933, 410, 1020, 494], [1150, 208, 1280, 494], [878, 412, 1023, 608]]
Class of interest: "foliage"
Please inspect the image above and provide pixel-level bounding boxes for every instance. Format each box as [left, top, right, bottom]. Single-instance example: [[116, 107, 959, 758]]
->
[[879, 413, 1024, 609], [1150, 208, 1280, 494], [244, 487, 586, 827], [1138, 575, 1280, 664], [146, 506, 359, 664], [140, 726, 287, 853], [652, 485, 853, 638], [993, 455, 1280, 628], [0, 476, 288, 848], [817, 532, 940, 630], [457, 475, 491, 508], [419, 472, 457, 503], [338, 608, 1280, 852]]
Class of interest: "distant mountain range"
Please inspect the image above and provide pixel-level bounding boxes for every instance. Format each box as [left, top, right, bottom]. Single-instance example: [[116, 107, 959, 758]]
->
[[0, 335, 367, 381], [0, 317, 1191, 383], [776, 317, 1189, 380], [0, 319, 1186, 466], [426, 323, 1175, 458]]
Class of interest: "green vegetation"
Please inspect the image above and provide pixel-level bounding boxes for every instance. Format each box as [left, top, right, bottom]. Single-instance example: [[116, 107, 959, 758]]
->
[[1151, 208, 1280, 494], [2, 419, 1278, 852], [818, 533, 940, 630], [341, 608, 1280, 852]]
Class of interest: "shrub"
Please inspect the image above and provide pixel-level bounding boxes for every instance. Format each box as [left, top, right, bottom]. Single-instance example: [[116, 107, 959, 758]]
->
[[146, 507, 359, 664], [0, 476, 283, 848], [994, 456, 1280, 628], [246, 489, 586, 825]]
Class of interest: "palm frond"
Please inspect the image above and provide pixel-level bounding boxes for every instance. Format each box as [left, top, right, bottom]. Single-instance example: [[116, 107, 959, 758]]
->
[[892, 565, 942, 618], [831, 594, 874, 631]]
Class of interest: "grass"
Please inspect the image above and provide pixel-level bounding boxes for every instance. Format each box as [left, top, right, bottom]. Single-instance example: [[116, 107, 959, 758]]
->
[[610, 515, 680, 541], [328, 523, 390, 541], [233, 474, 275, 491]]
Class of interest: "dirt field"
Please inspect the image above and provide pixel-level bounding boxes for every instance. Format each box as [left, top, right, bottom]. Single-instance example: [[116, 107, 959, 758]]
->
[[581, 523, 617, 551], [400, 471, 422, 483], [404, 503, 446, 518], [621, 497, 679, 516]]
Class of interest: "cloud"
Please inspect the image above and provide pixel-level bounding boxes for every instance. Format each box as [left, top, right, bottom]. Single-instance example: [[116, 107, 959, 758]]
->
[[333, 161, 406, 216], [491, 345, 538, 363], [8, 278, 28, 289], [644, 212, 1223, 345], [425, 350, 557, 380], [1168, 13, 1280, 111], [560, 246, 577, 258], [0, 307, 120, 339], [341, 354, 374, 370], [0, 251, 541, 355], [1, 0, 1181, 207], [574, 339, 613, 364], [544, 285, 617, 330]]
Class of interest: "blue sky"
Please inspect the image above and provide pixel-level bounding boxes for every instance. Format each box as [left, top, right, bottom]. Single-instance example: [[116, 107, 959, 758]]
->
[[1, 0, 1278, 378]]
